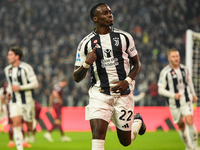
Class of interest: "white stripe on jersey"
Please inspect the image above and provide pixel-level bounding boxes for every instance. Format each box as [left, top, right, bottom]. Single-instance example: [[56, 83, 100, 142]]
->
[[75, 28, 138, 95], [4, 62, 38, 105], [158, 64, 192, 108]]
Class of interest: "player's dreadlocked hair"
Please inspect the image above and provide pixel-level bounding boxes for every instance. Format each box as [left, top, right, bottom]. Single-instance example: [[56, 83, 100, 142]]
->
[[90, 3, 106, 21]]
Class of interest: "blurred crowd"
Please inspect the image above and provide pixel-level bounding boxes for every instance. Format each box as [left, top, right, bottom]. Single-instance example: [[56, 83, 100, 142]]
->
[[0, 0, 200, 106]]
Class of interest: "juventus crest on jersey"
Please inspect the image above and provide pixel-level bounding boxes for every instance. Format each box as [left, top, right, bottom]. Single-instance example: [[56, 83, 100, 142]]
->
[[4, 62, 38, 105], [75, 28, 138, 96]]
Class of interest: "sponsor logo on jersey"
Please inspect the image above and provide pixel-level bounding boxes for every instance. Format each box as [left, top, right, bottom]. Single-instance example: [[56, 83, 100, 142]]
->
[[101, 58, 119, 68], [159, 79, 162, 84], [103, 49, 112, 58], [76, 53, 81, 62]]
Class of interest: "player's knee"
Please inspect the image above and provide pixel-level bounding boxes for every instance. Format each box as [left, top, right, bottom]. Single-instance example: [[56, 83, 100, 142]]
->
[[119, 140, 131, 147], [186, 121, 193, 126], [178, 122, 185, 130]]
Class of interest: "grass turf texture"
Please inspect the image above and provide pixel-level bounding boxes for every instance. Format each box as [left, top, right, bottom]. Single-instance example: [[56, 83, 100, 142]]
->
[[0, 130, 199, 150]]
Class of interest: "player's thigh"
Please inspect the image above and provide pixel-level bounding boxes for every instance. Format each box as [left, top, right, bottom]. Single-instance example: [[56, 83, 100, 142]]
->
[[181, 101, 193, 117], [11, 116, 23, 126], [53, 103, 62, 120], [86, 88, 113, 123], [22, 101, 35, 122], [111, 93, 134, 131], [9, 103, 22, 118], [170, 107, 181, 124]]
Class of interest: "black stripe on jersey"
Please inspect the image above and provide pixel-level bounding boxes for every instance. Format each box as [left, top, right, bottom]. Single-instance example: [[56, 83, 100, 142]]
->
[[87, 40, 97, 87], [165, 75, 169, 105], [180, 67, 190, 102], [8, 68, 16, 103], [23, 66, 35, 99], [110, 32, 130, 95], [17, 67, 26, 104], [91, 35, 110, 95], [170, 70, 180, 107]]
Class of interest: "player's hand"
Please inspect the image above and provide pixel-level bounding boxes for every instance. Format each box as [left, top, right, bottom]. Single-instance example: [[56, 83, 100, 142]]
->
[[12, 85, 21, 92], [174, 93, 181, 100], [193, 95, 198, 102], [6, 92, 11, 99], [48, 107, 52, 113], [111, 80, 129, 93], [85, 46, 97, 65], [58, 100, 63, 106]]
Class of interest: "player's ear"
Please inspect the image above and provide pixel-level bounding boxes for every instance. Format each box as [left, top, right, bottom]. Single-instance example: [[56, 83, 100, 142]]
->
[[93, 17, 97, 22]]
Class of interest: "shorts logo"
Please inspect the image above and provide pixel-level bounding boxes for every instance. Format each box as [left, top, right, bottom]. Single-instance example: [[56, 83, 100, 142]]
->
[[113, 37, 119, 46], [122, 123, 129, 128]]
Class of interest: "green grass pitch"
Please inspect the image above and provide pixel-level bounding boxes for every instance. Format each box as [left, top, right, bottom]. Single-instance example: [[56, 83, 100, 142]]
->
[[0, 130, 199, 150]]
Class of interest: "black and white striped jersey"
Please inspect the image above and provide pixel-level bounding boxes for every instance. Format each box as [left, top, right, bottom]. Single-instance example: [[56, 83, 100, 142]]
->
[[4, 61, 39, 105], [158, 64, 196, 108], [75, 28, 138, 95]]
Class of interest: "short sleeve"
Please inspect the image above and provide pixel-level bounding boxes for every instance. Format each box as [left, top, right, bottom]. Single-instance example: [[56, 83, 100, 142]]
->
[[126, 34, 138, 58]]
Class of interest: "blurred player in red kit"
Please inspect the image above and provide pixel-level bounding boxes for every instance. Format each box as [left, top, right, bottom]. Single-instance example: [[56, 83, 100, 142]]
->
[[44, 77, 71, 142]]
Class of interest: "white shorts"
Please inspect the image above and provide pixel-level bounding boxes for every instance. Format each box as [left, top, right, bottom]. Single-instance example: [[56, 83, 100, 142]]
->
[[170, 101, 193, 124], [9, 101, 35, 122], [85, 86, 134, 131]]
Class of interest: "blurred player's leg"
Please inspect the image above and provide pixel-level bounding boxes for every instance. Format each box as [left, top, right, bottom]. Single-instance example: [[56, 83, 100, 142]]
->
[[92, 139, 105, 150], [178, 128, 192, 150], [44, 131, 53, 142], [55, 119, 71, 142], [13, 126, 23, 150], [30, 100, 41, 143], [178, 118, 192, 150], [7, 126, 15, 147], [188, 124, 199, 150]]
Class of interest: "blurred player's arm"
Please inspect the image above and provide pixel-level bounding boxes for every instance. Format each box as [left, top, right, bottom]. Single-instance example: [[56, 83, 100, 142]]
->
[[158, 72, 181, 100], [133, 92, 145, 102], [187, 74, 198, 102], [0, 88, 5, 112], [0, 96, 4, 112], [51, 90, 63, 105]]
